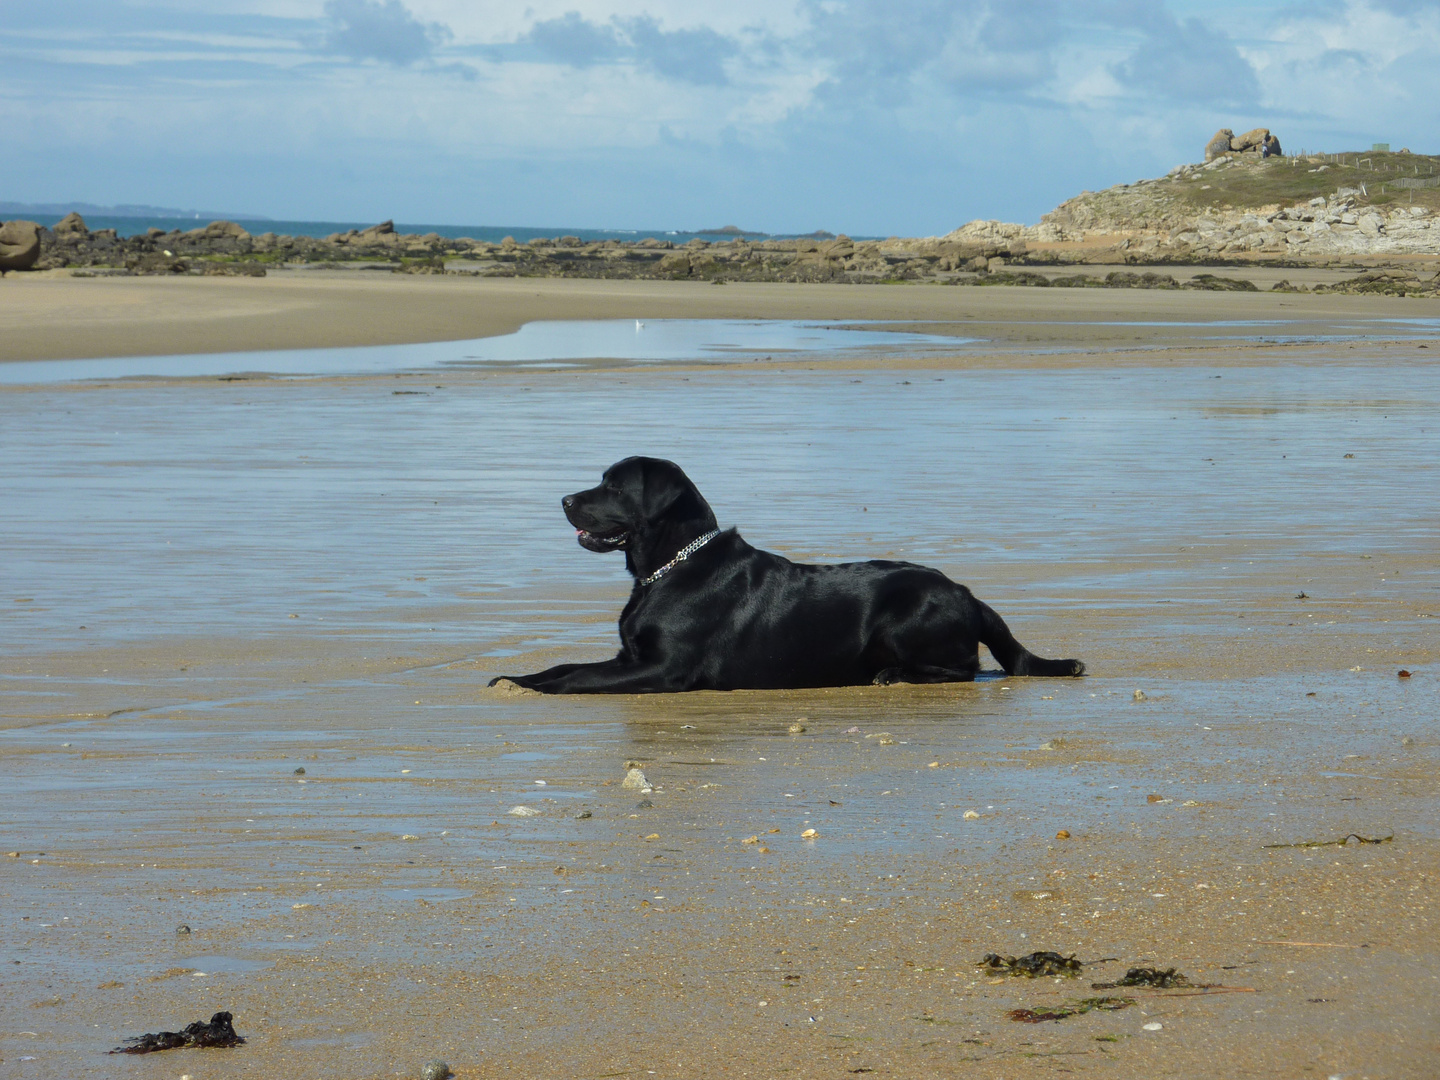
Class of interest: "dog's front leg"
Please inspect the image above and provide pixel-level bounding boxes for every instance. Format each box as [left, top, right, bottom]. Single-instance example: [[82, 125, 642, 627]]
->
[[488, 659, 683, 694]]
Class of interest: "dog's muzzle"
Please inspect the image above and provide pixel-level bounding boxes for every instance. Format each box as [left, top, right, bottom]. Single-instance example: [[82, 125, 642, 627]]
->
[[576, 528, 629, 553]]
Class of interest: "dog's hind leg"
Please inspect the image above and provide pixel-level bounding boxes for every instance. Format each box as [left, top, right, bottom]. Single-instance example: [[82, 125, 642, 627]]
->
[[872, 662, 979, 686]]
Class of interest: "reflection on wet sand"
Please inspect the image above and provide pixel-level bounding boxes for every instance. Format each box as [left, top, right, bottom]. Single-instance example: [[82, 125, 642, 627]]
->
[[1, 326, 1437, 1078]]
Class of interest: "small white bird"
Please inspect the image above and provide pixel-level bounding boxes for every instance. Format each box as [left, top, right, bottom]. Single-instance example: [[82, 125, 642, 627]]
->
[[635, 319, 644, 330]]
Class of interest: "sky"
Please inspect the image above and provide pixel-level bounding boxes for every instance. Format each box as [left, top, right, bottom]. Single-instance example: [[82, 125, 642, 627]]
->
[[2, 0, 1437, 234]]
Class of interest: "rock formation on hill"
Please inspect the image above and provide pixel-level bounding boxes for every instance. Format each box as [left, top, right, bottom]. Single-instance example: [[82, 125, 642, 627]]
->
[[1207, 127, 1281, 162]]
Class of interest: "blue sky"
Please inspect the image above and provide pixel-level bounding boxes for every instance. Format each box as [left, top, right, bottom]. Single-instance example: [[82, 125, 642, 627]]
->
[[2, 0, 1436, 234]]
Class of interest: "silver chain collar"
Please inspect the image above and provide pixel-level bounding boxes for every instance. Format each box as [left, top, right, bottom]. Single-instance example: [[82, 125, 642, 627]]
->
[[639, 529, 722, 586]]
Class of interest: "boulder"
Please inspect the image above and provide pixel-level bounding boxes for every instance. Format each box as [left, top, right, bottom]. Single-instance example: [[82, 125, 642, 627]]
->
[[1205, 129, 1234, 162], [357, 220, 397, 244], [53, 211, 90, 239], [201, 220, 250, 240], [1263, 134, 1282, 157], [0, 219, 42, 270], [1231, 127, 1269, 152]]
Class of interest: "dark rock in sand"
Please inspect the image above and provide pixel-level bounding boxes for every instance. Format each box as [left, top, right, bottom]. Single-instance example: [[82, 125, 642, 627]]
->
[[0, 219, 42, 270]]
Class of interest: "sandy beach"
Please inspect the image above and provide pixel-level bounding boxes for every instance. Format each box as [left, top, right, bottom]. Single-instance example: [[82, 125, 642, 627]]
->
[[1, 268, 1431, 363], [1, 276, 1437, 1079]]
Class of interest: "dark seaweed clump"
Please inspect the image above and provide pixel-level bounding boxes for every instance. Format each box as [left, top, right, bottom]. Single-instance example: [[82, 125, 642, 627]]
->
[[1092, 966, 1193, 990], [978, 951, 1083, 977], [110, 1011, 245, 1054]]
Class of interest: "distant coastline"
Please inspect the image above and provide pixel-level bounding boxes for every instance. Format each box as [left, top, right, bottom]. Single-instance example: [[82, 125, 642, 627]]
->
[[0, 203, 854, 245], [0, 200, 273, 222]]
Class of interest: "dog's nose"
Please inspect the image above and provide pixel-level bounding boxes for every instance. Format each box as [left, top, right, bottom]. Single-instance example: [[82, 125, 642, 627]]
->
[[562, 495, 575, 511]]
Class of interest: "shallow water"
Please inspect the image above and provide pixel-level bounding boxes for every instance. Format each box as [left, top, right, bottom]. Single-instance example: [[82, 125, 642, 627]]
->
[[2, 354, 1435, 655], [1, 333, 1437, 1077], [0, 319, 970, 384]]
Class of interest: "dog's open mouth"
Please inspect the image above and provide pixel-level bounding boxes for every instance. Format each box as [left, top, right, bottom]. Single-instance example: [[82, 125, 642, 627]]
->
[[576, 528, 629, 553]]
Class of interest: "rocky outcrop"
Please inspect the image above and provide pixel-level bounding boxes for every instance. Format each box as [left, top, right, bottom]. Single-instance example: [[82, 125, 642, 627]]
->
[[0, 219, 42, 271], [53, 211, 90, 239], [1207, 126, 1281, 160], [1231, 127, 1269, 152], [1205, 129, 1233, 163]]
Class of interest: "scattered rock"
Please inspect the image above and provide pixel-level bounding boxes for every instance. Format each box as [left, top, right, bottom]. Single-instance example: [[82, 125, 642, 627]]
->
[[1055, 829, 1071, 840], [1133, 689, 1147, 701], [788, 721, 807, 734], [621, 767, 650, 790], [507, 806, 541, 817], [175, 925, 191, 935], [420, 1060, 452, 1080]]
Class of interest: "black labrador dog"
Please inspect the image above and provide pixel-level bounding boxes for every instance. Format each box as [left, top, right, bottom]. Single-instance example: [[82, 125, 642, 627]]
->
[[489, 457, 1084, 693]]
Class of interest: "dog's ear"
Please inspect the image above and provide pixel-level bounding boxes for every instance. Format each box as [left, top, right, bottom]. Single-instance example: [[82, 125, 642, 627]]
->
[[638, 459, 714, 527]]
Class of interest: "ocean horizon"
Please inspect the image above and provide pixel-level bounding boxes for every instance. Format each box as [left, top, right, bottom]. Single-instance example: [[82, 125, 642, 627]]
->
[[13, 210, 868, 245]]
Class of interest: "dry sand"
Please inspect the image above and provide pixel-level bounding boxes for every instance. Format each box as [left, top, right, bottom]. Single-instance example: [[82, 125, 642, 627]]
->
[[1, 278, 1437, 1079]]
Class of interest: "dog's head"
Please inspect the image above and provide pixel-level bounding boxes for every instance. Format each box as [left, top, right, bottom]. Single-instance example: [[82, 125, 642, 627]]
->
[[563, 457, 718, 564]]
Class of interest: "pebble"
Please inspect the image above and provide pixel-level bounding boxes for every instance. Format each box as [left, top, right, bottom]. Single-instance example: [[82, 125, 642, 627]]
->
[[801, 828, 817, 838], [575, 811, 592, 819], [175, 924, 191, 935], [402, 833, 420, 839], [1055, 830, 1070, 840], [508, 806, 541, 817], [420, 1060, 452, 1080], [1133, 689, 1148, 700], [294, 767, 306, 775], [1401, 735, 1415, 747], [963, 810, 980, 820], [621, 768, 650, 790], [636, 799, 654, 809], [788, 722, 807, 734], [1143, 1022, 1163, 1031]]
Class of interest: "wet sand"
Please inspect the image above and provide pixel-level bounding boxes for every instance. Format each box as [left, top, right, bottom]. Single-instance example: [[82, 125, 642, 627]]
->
[[2, 297, 1439, 1078], [2, 270, 1436, 363]]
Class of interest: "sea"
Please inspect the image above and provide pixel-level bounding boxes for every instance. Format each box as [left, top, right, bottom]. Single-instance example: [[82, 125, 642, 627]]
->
[[39, 214, 852, 245]]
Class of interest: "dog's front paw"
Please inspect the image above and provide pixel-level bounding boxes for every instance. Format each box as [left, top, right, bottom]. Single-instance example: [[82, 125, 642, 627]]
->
[[488, 677, 540, 696]]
